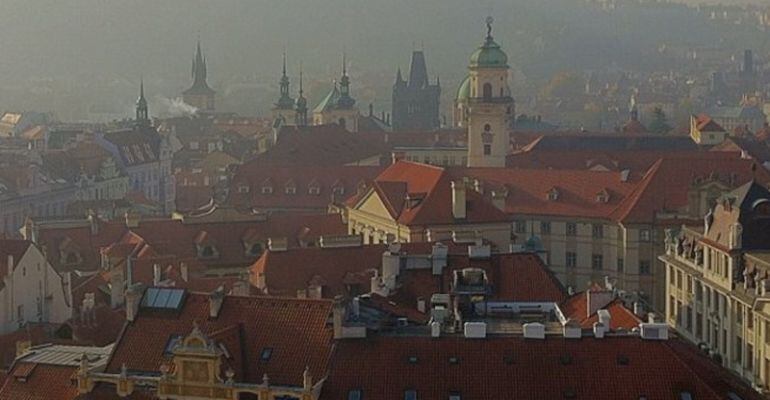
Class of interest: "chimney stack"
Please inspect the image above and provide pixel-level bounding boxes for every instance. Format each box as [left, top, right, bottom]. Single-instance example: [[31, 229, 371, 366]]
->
[[586, 288, 614, 318], [152, 264, 162, 287], [208, 286, 225, 318], [87, 210, 98, 235], [124, 284, 145, 322], [451, 181, 467, 220], [180, 262, 189, 282], [6, 255, 13, 278]]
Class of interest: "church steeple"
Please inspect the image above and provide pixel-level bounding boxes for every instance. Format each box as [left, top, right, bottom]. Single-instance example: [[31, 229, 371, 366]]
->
[[338, 53, 355, 109], [183, 39, 216, 112], [275, 52, 295, 110], [295, 63, 308, 126], [136, 79, 149, 126], [192, 40, 208, 89]]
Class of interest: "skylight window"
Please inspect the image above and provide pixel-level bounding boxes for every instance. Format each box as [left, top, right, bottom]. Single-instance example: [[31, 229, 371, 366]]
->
[[260, 347, 273, 362], [407, 356, 418, 364], [348, 389, 363, 400], [404, 389, 417, 400], [449, 391, 461, 400]]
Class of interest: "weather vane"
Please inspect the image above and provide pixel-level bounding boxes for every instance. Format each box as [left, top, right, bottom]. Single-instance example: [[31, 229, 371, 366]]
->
[[486, 16, 494, 38]]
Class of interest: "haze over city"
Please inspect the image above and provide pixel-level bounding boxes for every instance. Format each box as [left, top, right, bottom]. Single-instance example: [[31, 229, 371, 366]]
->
[[0, 1, 770, 399]]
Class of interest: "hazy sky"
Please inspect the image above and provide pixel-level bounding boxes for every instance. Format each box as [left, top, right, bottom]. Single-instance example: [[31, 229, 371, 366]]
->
[[0, 0, 765, 118]]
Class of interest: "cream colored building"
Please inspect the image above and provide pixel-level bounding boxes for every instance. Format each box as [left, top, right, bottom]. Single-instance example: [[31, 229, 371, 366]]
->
[[661, 181, 770, 394], [463, 17, 514, 168]]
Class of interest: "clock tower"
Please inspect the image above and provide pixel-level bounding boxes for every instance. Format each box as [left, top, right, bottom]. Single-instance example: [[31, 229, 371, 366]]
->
[[466, 17, 514, 168]]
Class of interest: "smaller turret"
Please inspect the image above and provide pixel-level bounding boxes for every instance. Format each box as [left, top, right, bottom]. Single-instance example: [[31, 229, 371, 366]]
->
[[135, 79, 149, 126]]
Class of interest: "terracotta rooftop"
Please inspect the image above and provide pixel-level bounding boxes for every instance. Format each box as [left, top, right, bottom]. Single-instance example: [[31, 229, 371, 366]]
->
[[321, 336, 764, 400], [106, 292, 334, 387]]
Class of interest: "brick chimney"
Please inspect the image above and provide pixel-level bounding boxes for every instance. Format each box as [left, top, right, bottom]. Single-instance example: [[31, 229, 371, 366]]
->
[[124, 284, 145, 322], [451, 181, 466, 220], [208, 286, 225, 318]]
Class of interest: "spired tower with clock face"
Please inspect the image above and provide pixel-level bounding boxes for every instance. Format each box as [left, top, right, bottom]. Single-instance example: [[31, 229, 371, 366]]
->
[[466, 16, 514, 168]]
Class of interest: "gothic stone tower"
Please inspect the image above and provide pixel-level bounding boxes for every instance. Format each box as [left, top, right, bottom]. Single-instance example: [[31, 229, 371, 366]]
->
[[182, 40, 216, 112], [391, 51, 441, 131], [466, 17, 514, 168]]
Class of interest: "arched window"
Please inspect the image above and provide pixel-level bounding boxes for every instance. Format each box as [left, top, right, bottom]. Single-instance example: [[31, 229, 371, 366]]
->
[[482, 83, 493, 100]]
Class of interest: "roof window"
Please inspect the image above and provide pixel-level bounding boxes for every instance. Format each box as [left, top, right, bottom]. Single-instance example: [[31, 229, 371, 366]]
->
[[260, 347, 273, 362]]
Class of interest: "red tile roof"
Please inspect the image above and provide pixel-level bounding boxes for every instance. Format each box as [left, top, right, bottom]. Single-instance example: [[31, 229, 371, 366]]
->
[[321, 336, 764, 400], [460, 167, 637, 219], [0, 363, 79, 400], [559, 293, 640, 330], [610, 156, 770, 223], [228, 165, 382, 212], [350, 162, 509, 225], [695, 114, 726, 132], [106, 292, 334, 387]]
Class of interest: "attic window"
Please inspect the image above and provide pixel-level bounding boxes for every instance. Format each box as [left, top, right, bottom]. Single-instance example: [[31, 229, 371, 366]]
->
[[559, 354, 572, 365], [596, 191, 609, 203], [448, 356, 459, 365], [546, 188, 559, 201], [348, 389, 363, 400], [407, 356, 418, 364], [449, 392, 461, 400], [503, 355, 515, 365], [616, 354, 629, 365], [163, 334, 182, 356], [260, 347, 273, 362], [333, 186, 345, 196], [308, 185, 321, 195], [680, 392, 693, 400], [238, 185, 250, 194], [285, 185, 296, 195], [404, 389, 417, 400], [261, 185, 273, 195], [201, 246, 215, 258]]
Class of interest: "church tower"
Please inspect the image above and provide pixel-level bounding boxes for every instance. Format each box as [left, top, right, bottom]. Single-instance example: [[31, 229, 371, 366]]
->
[[182, 40, 216, 112], [312, 54, 360, 132], [136, 79, 150, 127], [466, 17, 514, 168], [272, 52, 296, 125], [295, 64, 308, 126]]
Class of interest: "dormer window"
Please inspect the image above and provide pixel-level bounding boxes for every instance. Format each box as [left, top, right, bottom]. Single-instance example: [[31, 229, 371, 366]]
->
[[333, 186, 345, 196], [200, 245, 216, 259], [348, 390, 363, 400], [285, 185, 296, 195], [308, 185, 321, 195], [546, 188, 559, 201], [261, 185, 273, 194], [596, 189, 610, 203], [238, 184, 250, 194]]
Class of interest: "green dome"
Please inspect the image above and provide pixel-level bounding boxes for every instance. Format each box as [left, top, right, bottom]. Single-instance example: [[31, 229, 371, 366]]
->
[[456, 75, 470, 101], [470, 38, 508, 68]]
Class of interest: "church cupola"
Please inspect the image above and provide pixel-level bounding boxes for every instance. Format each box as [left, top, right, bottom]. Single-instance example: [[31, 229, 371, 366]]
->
[[135, 79, 149, 126]]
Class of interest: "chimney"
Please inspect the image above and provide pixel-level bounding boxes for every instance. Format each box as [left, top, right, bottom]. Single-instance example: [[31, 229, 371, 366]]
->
[[303, 366, 313, 392], [451, 181, 466, 220], [124, 284, 145, 322], [110, 270, 125, 308], [180, 262, 189, 282], [333, 296, 345, 339], [208, 286, 225, 318], [6, 255, 13, 278], [633, 302, 644, 317], [417, 297, 426, 313], [431, 242, 448, 275], [586, 289, 615, 318], [152, 264, 162, 286], [87, 210, 98, 235], [431, 321, 441, 338], [382, 251, 400, 292], [351, 297, 361, 319], [124, 212, 139, 229], [597, 309, 611, 331], [522, 322, 545, 339], [593, 321, 606, 339]]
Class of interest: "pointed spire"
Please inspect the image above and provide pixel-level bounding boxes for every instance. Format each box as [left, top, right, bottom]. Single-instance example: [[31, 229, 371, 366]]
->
[[298, 62, 304, 96], [136, 78, 149, 126], [342, 52, 347, 77], [282, 51, 287, 77]]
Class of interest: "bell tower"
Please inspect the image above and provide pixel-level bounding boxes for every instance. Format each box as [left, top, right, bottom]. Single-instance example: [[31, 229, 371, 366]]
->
[[466, 16, 514, 168]]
